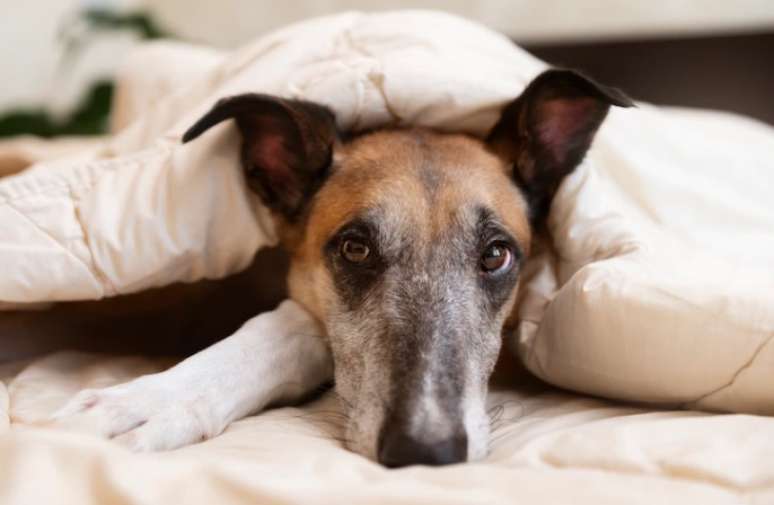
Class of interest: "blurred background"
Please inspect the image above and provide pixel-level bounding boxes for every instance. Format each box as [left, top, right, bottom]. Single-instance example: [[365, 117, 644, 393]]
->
[[2, 0, 774, 139], [2, 0, 773, 360]]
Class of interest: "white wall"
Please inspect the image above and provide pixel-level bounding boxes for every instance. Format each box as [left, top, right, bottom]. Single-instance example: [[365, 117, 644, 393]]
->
[[3, 0, 774, 115], [0, 0, 143, 114], [1, 0, 82, 111], [151, 0, 774, 48]]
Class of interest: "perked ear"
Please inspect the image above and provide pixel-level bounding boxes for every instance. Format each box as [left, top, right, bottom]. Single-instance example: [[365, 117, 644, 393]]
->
[[183, 94, 338, 219], [486, 69, 633, 225]]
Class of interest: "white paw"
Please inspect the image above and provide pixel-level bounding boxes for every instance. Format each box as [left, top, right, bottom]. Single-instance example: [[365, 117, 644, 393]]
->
[[50, 373, 224, 452]]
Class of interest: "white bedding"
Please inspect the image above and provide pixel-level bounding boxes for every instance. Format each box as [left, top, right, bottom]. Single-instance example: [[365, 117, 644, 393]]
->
[[518, 103, 774, 413], [1, 10, 774, 503], [2, 352, 774, 504]]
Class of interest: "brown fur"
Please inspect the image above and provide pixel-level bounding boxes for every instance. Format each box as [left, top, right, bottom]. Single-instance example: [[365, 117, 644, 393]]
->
[[285, 128, 531, 323]]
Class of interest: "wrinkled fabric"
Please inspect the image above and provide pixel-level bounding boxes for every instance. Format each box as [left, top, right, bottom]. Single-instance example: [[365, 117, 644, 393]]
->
[[0, 10, 543, 303], [2, 352, 774, 504], [517, 105, 774, 413]]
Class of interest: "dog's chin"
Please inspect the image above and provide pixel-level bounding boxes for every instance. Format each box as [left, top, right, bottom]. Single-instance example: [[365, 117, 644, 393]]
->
[[463, 398, 491, 462], [342, 406, 383, 462]]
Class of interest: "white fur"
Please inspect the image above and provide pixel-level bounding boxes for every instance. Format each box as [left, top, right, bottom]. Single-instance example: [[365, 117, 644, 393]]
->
[[52, 300, 333, 451]]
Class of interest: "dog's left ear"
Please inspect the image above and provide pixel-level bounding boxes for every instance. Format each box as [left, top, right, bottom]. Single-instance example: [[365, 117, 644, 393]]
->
[[183, 94, 338, 220], [487, 69, 633, 224]]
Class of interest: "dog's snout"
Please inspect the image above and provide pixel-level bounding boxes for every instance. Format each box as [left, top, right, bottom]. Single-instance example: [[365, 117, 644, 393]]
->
[[378, 428, 467, 468]]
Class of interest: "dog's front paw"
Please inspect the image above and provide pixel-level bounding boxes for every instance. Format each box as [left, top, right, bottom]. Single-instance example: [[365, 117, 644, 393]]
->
[[51, 373, 224, 451]]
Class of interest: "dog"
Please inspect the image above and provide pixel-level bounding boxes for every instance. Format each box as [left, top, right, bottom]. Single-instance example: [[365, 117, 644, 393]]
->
[[53, 69, 631, 467]]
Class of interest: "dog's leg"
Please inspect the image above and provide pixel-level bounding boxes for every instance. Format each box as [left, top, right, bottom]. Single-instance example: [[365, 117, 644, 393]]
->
[[51, 300, 332, 451]]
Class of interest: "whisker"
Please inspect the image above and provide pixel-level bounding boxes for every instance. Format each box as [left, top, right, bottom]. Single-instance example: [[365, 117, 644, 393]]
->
[[488, 403, 506, 429]]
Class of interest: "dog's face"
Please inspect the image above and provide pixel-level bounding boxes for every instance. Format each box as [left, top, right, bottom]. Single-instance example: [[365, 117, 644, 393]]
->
[[184, 69, 631, 466], [290, 129, 531, 465]]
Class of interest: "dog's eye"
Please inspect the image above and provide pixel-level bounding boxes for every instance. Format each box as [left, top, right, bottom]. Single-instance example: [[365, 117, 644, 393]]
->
[[480, 243, 512, 273], [341, 239, 371, 263]]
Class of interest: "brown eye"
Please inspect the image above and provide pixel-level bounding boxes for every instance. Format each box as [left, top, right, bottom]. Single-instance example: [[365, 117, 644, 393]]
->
[[481, 243, 512, 273], [341, 239, 370, 263]]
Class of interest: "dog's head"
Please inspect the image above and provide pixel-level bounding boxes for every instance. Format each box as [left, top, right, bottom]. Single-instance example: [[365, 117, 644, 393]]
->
[[184, 69, 631, 466]]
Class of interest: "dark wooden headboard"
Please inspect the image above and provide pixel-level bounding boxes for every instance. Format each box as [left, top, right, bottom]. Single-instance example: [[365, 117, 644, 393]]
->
[[523, 31, 774, 126]]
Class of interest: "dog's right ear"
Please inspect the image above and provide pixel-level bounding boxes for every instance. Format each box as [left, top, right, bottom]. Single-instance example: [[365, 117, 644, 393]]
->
[[183, 94, 338, 220]]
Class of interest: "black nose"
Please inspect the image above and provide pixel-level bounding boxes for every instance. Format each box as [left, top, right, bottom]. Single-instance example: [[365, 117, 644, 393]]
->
[[378, 428, 468, 468]]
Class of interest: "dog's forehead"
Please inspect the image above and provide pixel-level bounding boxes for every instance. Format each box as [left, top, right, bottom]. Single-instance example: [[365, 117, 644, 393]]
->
[[307, 129, 531, 249]]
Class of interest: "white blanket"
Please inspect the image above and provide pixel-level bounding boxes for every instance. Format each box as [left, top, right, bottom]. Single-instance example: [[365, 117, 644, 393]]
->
[[519, 103, 774, 413], [1, 12, 774, 500], [0, 11, 543, 303]]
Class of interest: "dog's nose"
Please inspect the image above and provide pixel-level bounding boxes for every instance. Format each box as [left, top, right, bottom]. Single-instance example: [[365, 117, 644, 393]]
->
[[378, 428, 468, 468]]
